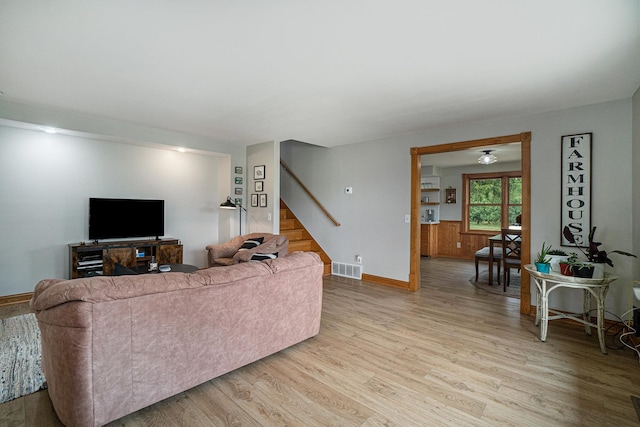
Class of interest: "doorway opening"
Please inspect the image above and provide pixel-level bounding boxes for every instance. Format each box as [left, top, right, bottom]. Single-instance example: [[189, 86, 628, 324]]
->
[[409, 132, 532, 314]]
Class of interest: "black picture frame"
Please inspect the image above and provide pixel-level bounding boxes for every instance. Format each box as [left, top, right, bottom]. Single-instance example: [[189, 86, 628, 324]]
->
[[251, 194, 258, 207], [561, 132, 592, 247], [235, 177, 243, 184], [254, 165, 265, 180], [234, 187, 242, 195], [235, 166, 243, 174], [255, 181, 263, 192], [259, 194, 267, 208], [234, 198, 242, 206]]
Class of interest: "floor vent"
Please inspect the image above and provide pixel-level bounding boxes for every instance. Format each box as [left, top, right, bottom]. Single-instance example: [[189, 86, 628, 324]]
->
[[332, 262, 362, 280]]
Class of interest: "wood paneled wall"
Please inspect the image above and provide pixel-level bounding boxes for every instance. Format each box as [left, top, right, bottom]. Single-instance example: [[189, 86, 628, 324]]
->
[[428, 220, 495, 259]]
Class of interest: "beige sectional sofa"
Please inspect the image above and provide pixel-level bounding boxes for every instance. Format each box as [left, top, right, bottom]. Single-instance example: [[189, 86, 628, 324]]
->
[[30, 251, 323, 427]]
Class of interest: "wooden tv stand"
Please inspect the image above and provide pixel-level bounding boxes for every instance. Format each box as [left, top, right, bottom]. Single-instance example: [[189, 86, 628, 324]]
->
[[69, 238, 183, 278]]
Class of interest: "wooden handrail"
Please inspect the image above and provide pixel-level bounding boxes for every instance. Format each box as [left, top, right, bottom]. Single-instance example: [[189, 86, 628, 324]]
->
[[280, 160, 341, 227]]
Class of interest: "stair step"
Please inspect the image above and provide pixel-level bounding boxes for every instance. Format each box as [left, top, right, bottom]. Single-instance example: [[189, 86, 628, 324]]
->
[[280, 199, 331, 275], [289, 239, 313, 252], [280, 219, 296, 230], [281, 229, 306, 241], [280, 209, 294, 220]]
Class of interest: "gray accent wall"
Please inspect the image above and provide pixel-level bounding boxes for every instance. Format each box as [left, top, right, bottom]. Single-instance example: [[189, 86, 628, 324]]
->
[[633, 87, 640, 283], [282, 98, 636, 318]]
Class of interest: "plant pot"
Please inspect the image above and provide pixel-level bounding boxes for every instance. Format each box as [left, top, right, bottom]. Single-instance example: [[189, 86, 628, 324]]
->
[[558, 262, 573, 276], [572, 265, 595, 278], [591, 262, 605, 279], [548, 255, 569, 272], [535, 262, 551, 274]]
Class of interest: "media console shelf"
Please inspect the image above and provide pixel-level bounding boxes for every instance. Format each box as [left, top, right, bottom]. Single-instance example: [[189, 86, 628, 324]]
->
[[70, 239, 183, 278]]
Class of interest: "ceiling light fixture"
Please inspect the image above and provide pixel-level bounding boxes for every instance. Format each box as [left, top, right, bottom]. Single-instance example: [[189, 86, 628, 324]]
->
[[44, 127, 58, 134], [478, 150, 497, 165]]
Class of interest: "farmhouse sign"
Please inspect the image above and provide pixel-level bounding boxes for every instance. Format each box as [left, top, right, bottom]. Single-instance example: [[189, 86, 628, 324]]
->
[[561, 133, 592, 246]]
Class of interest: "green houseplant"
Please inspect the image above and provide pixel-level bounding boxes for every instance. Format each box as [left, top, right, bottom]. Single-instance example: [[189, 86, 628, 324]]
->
[[562, 226, 637, 277], [558, 252, 578, 276], [547, 248, 568, 272], [534, 242, 552, 273]]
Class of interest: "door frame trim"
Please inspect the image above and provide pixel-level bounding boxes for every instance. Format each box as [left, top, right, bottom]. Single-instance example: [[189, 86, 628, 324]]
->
[[410, 132, 532, 314]]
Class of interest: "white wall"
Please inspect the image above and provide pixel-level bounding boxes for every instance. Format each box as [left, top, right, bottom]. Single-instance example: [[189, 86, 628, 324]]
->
[[633, 87, 640, 283], [0, 125, 230, 295], [247, 141, 279, 234], [282, 99, 636, 317]]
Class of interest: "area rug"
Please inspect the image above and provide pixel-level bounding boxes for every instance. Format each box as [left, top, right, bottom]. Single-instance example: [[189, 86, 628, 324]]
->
[[470, 270, 520, 298], [0, 313, 47, 404]]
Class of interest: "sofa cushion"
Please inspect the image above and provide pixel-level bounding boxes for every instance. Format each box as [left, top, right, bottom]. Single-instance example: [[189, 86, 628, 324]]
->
[[250, 252, 278, 261]]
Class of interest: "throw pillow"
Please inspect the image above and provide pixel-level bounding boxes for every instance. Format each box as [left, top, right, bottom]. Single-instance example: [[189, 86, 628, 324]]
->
[[238, 237, 264, 251], [250, 252, 278, 261]]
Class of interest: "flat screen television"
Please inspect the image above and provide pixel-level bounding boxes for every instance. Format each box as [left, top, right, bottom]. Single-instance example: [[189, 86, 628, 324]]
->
[[89, 198, 164, 241]]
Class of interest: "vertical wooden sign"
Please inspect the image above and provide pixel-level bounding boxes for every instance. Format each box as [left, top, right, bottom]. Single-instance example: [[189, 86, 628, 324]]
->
[[561, 133, 592, 246]]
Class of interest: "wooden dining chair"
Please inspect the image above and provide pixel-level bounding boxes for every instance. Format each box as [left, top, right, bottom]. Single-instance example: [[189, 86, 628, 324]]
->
[[474, 246, 501, 283], [501, 228, 522, 292]]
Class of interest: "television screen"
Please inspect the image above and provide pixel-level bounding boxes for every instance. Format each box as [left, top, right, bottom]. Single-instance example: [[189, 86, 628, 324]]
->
[[89, 198, 164, 240]]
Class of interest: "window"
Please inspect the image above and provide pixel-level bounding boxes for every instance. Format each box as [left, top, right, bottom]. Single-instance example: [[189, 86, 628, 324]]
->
[[463, 172, 521, 232]]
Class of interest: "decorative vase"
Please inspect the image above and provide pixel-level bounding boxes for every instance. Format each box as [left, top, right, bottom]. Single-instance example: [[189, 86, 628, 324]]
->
[[559, 262, 573, 276], [535, 262, 551, 274]]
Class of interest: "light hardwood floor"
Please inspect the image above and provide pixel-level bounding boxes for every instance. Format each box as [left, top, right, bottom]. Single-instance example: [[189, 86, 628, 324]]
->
[[2, 257, 640, 426]]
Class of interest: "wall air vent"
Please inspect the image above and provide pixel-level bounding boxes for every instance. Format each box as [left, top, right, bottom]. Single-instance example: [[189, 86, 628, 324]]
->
[[331, 262, 362, 280]]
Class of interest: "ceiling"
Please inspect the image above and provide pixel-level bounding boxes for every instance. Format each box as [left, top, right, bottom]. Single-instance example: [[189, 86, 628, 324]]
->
[[1, 1, 639, 148], [422, 143, 521, 168]]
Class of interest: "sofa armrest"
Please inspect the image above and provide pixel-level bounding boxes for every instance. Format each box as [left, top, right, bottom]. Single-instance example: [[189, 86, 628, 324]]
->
[[206, 236, 244, 266]]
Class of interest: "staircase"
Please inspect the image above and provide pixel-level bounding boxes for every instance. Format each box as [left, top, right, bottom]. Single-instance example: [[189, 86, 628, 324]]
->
[[280, 200, 332, 275]]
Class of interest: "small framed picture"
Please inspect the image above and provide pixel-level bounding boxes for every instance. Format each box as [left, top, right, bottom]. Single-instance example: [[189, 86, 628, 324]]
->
[[445, 188, 456, 204], [251, 194, 258, 207], [235, 177, 243, 184], [234, 198, 242, 206], [255, 181, 263, 192], [235, 166, 243, 174], [234, 187, 242, 195], [259, 193, 268, 208], [254, 165, 265, 180]]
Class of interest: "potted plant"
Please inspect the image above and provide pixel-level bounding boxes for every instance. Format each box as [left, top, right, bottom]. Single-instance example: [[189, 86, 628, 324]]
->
[[558, 252, 577, 276], [571, 262, 596, 278], [547, 248, 568, 272], [562, 226, 637, 278], [534, 242, 552, 273]]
